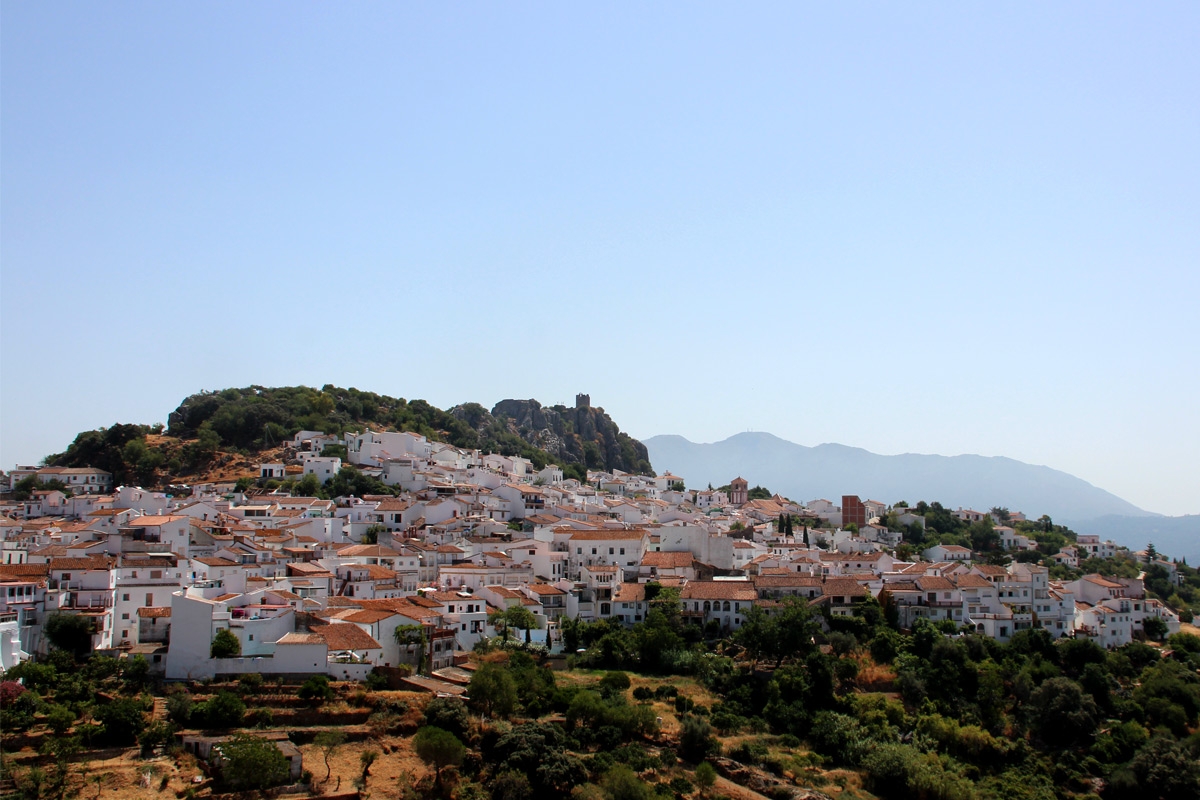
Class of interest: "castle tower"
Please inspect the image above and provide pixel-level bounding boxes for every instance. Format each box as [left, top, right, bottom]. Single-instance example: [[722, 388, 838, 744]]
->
[[730, 476, 749, 506]]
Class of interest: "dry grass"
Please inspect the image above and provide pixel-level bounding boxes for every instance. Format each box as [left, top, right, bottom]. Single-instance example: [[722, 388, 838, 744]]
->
[[302, 733, 427, 795]]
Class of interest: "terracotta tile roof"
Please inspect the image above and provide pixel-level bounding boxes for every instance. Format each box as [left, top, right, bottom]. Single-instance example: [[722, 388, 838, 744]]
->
[[313, 622, 383, 651], [955, 574, 993, 589], [195, 557, 239, 568], [525, 583, 565, 596], [119, 555, 179, 567], [277, 632, 325, 646], [339, 609, 396, 624], [136, 606, 172, 618], [124, 515, 186, 526], [753, 575, 823, 588], [0, 564, 49, 579], [974, 565, 1008, 575], [360, 564, 398, 580], [916, 576, 955, 591], [1082, 575, 1124, 588], [49, 556, 114, 571], [614, 583, 646, 602], [821, 578, 869, 598], [680, 581, 757, 602], [568, 530, 648, 541], [641, 551, 695, 568], [341, 544, 401, 558]]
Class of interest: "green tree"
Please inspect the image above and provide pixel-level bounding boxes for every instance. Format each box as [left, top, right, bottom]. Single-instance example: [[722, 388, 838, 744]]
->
[[196, 691, 245, 729], [359, 749, 378, 781], [423, 697, 470, 741], [489, 605, 540, 643], [45, 704, 76, 736], [95, 698, 147, 746], [1143, 615, 1169, 641], [313, 730, 345, 783], [412, 726, 466, 791], [216, 734, 289, 791], [210, 628, 241, 658], [395, 624, 429, 674], [298, 675, 334, 705], [598, 671, 632, 697], [601, 765, 653, 800], [679, 716, 720, 762], [44, 613, 95, 660], [467, 662, 518, 718], [1027, 677, 1099, 746]]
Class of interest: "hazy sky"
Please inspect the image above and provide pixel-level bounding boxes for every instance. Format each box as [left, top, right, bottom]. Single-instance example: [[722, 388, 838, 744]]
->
[[2, 4, 1197, 516]]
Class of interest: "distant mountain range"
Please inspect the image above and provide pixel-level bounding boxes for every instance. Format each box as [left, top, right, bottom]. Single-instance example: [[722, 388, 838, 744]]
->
[[644, 432, 1151, 521], [645, 432, 1200, 561]]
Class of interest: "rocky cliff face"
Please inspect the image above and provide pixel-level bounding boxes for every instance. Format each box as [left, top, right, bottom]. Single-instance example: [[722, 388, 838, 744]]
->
[[452, 398, 653, 475]]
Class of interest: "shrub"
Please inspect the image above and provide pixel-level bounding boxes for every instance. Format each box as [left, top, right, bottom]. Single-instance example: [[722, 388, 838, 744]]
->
[[694, 761, 717, 789], [424, 696, 470, 741], [246, 707, 274, 728], [413, 726, 465, 786], [166, 690, 194, 726], [601, 765, 653, 800], [668, 776, 694, 798], [599, 671, 632, 696], [298, 675, 334, 705], [195, 691, 245, 729], [237, 672, 264, 694], [215, 734, 289, 791], [209, 629, 241, 659], [138, 720, 176, 755], [44, 704, 75, 735], [680, 716, 720, 762]]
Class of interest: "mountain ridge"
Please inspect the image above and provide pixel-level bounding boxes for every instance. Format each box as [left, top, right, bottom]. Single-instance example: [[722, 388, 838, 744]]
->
[[645, 431, 1153, 521]]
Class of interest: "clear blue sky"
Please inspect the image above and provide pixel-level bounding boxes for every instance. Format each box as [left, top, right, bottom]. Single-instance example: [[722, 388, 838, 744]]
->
[[2, 4, 1197, 515]]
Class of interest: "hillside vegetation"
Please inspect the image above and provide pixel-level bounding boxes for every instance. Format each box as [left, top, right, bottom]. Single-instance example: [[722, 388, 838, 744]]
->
[[43, 385, 652, 489]]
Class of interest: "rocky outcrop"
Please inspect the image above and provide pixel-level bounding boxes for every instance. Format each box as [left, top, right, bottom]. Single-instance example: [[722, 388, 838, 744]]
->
[[451, 398, 653, 475], [711, 757, 836, 800]]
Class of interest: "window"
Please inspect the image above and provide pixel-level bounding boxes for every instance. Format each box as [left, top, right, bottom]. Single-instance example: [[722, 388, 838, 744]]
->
[[591, 548, 597, 555], [123, 594, 130, 602], [248, 634, 254, 641], [121, 613, 130, 620], [151, 570, 162, 579], [609, 548, 614, 555], [577, 547, 582, 555], [146, 593, 153, 606]]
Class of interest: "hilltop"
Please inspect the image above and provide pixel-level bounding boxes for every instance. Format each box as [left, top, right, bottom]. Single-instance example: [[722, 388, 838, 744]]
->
[[41, 385, 652, 488]]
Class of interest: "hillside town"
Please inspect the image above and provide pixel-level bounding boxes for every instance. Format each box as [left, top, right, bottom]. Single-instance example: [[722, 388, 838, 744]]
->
[[0, 423, 1183, 685]]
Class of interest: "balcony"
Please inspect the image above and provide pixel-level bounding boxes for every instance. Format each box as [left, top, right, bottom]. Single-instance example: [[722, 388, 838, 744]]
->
[[60, 594, 113, 611]]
